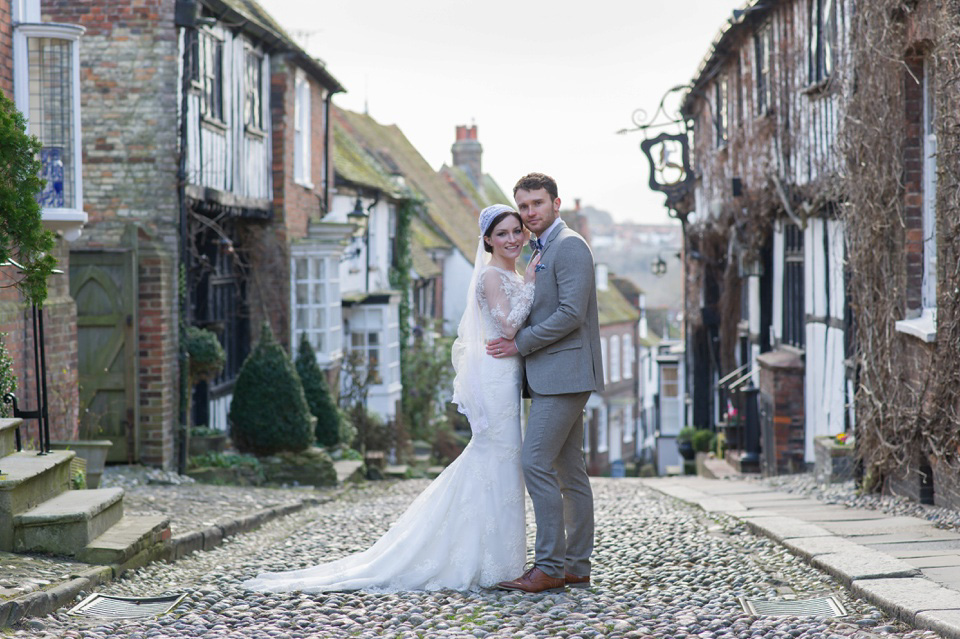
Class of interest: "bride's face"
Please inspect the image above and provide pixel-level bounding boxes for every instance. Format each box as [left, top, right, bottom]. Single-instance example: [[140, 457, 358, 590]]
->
[[487, 216, 527, 260]]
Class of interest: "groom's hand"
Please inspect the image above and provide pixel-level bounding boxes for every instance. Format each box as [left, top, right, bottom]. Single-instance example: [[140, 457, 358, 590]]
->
[[487, 337, 518, 358]]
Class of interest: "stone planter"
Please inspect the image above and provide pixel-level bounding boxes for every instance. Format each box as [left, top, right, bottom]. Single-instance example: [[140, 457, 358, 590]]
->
[[49, 439, 113, 488], [188, 433, 227, 457], [813, 435, 854, 485]]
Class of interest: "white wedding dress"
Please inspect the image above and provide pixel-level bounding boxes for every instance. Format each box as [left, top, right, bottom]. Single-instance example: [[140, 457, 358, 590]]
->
[[242, 265, 535, 593]]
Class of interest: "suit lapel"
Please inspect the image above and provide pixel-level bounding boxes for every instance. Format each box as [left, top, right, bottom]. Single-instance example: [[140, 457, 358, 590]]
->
[[539, 220, 567, 258]]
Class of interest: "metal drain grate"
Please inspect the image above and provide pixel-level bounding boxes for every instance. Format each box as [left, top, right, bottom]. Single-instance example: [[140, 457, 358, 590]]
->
[[740, 595, 847, 617], [67, 593, 186, 619]]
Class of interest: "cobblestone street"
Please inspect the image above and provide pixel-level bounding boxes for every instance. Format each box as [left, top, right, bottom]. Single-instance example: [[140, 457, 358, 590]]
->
[[9, 479, 944, 639]]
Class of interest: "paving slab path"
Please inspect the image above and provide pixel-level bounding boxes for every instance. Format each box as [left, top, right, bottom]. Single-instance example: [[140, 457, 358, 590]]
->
[[5, 478, 947, 639], [645, 476, 960, 638]]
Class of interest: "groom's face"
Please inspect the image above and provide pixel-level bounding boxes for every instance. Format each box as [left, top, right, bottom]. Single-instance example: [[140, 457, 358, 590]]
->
[[515, 188, 561, 237]]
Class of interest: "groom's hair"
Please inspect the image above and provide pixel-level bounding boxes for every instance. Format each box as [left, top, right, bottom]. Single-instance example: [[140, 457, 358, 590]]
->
[[513, 172, 558, 201]]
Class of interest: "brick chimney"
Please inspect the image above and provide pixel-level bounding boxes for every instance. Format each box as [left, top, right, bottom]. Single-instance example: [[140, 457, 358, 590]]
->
[[452, 124, 482, 187]]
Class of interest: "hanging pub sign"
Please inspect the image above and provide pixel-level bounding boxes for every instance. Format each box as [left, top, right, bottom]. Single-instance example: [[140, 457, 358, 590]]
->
[[640, 132, 695, 207]]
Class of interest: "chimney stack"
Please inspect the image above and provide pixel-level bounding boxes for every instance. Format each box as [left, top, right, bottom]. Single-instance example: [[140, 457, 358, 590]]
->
[[452, 124, 482, 188]]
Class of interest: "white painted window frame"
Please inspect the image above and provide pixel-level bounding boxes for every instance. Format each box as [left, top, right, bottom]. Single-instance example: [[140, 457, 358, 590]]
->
[[597, 405, 609, 454], [921, 56, 937, 315], [896, 54, 937, 343], [622, 333, 633, 380], [13, 16, 87, 241], [623, 406, 634, 443], [290, 251, 342, 365], [610, 335, 621, 383], [294, 70, 312, 188], [600, 337, 608, 385]]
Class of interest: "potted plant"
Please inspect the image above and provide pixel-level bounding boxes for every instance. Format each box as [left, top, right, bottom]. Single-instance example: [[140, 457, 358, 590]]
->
[[677, 427, 695, 461]]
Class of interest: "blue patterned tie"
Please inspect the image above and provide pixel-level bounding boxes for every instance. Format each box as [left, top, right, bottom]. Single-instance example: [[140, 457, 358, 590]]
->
[[529, 238, 543, 252]]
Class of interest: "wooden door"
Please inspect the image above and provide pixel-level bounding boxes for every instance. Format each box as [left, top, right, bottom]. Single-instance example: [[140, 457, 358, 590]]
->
[[70, 249, 139, 463]]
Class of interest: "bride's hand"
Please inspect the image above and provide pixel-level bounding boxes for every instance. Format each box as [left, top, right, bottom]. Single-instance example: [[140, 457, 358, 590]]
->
[[524, 251, 541, 284]]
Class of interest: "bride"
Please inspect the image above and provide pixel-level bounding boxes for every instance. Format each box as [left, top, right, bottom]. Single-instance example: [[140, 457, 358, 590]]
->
[[242, 204, 541, 593]]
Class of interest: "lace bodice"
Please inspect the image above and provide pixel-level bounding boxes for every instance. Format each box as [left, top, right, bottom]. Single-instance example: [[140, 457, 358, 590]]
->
[[476, 266, 535, 340]]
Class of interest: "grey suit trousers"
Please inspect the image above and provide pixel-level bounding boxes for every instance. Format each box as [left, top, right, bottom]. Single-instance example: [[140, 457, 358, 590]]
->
[[522, 388, 594, 579]]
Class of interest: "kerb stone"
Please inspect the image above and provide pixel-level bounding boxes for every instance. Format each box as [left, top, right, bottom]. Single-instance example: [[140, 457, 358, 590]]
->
[[851, 577, 960, 624], [812, 549, 920, 584]]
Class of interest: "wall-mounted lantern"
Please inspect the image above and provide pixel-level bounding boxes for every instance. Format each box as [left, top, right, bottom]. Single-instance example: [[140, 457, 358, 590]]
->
[[652, 255, 668, 277]]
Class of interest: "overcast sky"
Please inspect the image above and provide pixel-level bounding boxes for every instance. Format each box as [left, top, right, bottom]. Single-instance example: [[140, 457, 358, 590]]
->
[[261, 0, 737, 224]]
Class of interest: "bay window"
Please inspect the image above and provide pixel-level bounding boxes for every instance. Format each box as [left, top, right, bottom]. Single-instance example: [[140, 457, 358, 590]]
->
[[291, 253, 342, 362], [13, 14, 87, 240]]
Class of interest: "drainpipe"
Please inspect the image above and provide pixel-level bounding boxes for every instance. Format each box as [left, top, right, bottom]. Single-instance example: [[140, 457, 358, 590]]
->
[[322, 87, 342, 214], [176, 23, 193, 475]]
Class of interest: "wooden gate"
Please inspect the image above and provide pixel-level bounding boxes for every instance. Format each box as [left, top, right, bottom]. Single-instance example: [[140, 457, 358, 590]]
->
[[70, 248, 139, 463]]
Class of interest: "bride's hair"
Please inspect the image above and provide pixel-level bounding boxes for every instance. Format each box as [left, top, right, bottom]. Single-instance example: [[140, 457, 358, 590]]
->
[[483, 211, 524, 253]]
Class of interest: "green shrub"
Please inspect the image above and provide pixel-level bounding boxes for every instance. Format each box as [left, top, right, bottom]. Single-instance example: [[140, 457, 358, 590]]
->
[[677, 426, 694, 443], [0, 88, 56, 306], [692, 428, 714, 453], [229, 323, 313, 456], [186, 326, 226, 384], [295, 334, 342, 447]]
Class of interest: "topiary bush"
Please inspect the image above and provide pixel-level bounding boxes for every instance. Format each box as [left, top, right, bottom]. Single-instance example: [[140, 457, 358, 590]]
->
[[229, 322, 313, 455], [295, 333, 342, 447], [185, 326, 225, 384]]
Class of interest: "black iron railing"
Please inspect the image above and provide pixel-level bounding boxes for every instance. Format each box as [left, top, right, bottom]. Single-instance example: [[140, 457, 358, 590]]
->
[[3, 304, 52, 455]]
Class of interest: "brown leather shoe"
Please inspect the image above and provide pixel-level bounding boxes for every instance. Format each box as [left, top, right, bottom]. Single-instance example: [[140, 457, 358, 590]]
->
[[565, 571, 590, 589], [497, 567, 566, 593]]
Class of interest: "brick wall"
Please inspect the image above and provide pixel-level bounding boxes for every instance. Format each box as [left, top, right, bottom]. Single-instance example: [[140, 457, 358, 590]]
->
[[137, 237, 177, 468], [270, 56, 329, 242], [758, 350, 805, 475], [261, 56, 332, 350], [0, 241, 79, 447], [0, 0, 12, 95], [45, 0, 182, 467]]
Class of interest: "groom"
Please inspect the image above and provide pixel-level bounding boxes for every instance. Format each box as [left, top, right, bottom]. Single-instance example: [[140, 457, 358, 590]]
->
[[487, 172, 604, 593]]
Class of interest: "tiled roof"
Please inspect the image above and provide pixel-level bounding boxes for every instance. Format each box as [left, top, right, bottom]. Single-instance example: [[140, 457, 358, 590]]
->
[[333, 124, 401, 196], [334, 107, 481, 263], [207, 0, 344, 92], [598, 285, 640, 326], [409, 217, 446, 278], [441, 165, 513, 212]]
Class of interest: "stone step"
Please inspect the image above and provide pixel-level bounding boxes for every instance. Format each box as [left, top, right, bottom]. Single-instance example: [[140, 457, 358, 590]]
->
[[77, 514, 171, 566], [384, 465, 408, 479], [0, 450, 75, 551], [0, 418, 23, 459], [13, 487, 124, 556]]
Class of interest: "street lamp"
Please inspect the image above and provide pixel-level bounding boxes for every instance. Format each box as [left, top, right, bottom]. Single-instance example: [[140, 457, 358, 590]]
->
[[346, 194, 372, 292], [652, 256, 668, 277]]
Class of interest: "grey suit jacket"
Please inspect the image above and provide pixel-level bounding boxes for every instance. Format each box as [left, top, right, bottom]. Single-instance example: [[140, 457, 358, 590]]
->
[[514, 221, 605, 396]]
